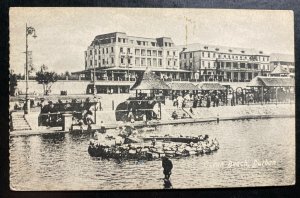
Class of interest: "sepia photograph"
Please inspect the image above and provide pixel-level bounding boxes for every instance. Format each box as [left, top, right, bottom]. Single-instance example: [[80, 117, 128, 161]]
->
[[9, 7, 295, 190]]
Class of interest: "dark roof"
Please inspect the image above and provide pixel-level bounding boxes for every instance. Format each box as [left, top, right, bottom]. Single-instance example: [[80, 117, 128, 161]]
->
[[130, 69, 170, 90], [198, 82, 226, 90], [248, 76, 294, 87], [167, 82, 198, 90]]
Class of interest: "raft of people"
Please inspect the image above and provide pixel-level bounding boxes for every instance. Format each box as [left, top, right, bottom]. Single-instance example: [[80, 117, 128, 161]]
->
[[88, 127, 219, 160]]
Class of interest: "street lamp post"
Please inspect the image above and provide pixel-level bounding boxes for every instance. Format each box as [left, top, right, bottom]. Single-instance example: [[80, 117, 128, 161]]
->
[[24, 24, 37, 115]]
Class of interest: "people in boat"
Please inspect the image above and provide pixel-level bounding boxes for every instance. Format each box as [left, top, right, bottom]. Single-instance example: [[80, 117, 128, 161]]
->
[[162, 157, 173, 180]]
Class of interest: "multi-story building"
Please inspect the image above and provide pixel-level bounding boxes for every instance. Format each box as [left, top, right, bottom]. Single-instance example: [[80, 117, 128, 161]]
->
[[77, 32, 190, 83], [179, 44, 271, 82], [269, 53, 294, 77]]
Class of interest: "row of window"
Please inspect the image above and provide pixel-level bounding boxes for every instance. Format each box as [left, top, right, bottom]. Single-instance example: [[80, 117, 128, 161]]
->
[[182, 52, 269, 62], [89, 47, 114, 55], [181, 60, 270, 70], [86, 57, 179, 68]]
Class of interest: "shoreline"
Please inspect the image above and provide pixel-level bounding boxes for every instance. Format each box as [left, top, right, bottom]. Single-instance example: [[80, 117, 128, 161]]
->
[[10, 113, 294, 137]]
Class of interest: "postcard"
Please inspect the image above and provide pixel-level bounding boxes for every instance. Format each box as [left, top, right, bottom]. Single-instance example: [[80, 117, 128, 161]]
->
[[9, 7, 295, 190]]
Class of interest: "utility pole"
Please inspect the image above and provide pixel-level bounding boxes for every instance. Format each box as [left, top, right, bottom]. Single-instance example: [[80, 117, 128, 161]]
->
[[24, 24, 37, 114]]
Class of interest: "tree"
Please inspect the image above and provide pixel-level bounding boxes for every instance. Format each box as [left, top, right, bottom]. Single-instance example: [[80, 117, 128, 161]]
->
[[35, 65, 58, 95], [9, 70, 18, 96]]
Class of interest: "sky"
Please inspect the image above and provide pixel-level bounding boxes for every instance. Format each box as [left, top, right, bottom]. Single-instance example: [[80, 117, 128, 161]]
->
[[10, 8, 294, 74]]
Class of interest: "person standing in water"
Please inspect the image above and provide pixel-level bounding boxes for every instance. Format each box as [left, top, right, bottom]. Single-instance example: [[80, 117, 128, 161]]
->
[[162, 157, 173, 180]]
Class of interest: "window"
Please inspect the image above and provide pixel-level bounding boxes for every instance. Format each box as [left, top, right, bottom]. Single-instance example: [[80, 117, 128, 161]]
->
[[111, 47, 114, 53], [168, 60, 170, 66], [137, 41, 141, 45], [158, 51, 162, 56], [90, 50, 92, 55], [208, 62, 210, 68], [94, 49, 97, 54], [127, 48, 131, 53], [102, 48, 104, 54], [153, 50, 157, 56], [128, 58, 131, 64], [118, 38, 121, 42], [121, 58, 124, 64], [141, 58, 146, 66], [174, 51, 176, 56], [158, 59, 162, 66], [184, 53, 186, 59], [90, 60, 92, 66], [135, 58, 140, 66], [190, 53, 192, 58], [147, 50, 151, 56], [102, 59, 105, 65], [120, 47, 123, 53], [167, 51, 170, 56], [111, 57, 114, 64], [147, 58, 151, 66], [153, 58, 157, 66], [202, 52, 204, 57], [208, 52, 210, 58], [106, 48, 108, 53], [151, 42, 156, 47], [135, 49, 140, 56], [141, 49, 146, 56]]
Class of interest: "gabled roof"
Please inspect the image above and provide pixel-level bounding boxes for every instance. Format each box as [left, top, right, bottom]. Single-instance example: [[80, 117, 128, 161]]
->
[[167, 82, 198, 90], [271, 65, 290, 74], [130, 69, 170, 90], [248, 76, 294, 87], [198, 82, 226, 90]]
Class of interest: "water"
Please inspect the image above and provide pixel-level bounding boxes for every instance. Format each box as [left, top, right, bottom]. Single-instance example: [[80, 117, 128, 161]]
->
[[10, 118, 295, 190]]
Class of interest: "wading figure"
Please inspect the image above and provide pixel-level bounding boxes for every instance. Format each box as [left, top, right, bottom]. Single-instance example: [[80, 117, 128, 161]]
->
[[162, 157, 173, 180]]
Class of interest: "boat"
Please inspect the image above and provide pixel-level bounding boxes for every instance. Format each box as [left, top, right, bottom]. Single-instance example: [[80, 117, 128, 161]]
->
[[88, 133, 219, 160]]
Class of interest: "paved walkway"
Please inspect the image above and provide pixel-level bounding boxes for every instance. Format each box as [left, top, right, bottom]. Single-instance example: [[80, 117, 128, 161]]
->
[[10, 103, 295, 137]]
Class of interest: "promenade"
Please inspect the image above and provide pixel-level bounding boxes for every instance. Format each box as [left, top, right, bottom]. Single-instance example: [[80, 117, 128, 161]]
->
[[10, 103, 295, 137]]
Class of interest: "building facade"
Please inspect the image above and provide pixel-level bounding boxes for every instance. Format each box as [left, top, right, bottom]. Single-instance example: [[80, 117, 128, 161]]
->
[[179, 44, 271, 82], [80, 32, 190, 82]]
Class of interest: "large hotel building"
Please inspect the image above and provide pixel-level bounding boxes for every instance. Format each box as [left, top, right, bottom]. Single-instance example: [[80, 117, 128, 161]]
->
[[74, 32, 275, 93], [179, 43, 271, 82], [78, 32, 188, 79]]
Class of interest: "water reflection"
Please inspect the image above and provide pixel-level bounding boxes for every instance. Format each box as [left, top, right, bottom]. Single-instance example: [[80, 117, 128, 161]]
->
[[10, 118, 295, 190]]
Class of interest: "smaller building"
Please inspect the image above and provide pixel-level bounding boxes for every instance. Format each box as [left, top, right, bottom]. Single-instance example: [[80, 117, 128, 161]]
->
[[178, 43, 271, 82], [270, 53, 294, 78]]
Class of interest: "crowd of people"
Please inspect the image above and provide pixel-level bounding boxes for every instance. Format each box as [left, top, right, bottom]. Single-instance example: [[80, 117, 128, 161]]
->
[[172, 91, 227, 109]]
